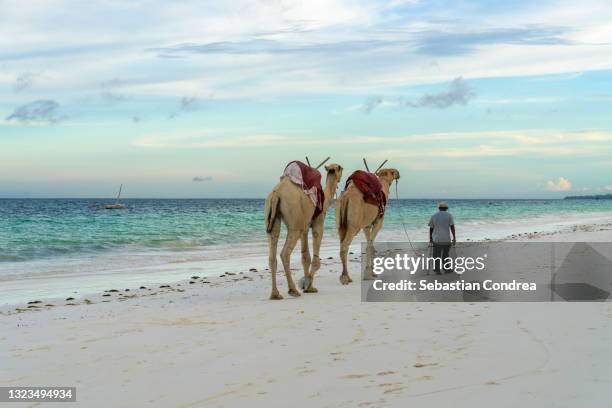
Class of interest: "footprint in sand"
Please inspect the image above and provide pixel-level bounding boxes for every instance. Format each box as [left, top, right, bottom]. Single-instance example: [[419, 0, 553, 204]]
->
[[383, 386, 408, 394], [358, 400, 386, 407], [413, 362, 438, 368], [342, 374, 369, 379], [378, 382, 402, 389]]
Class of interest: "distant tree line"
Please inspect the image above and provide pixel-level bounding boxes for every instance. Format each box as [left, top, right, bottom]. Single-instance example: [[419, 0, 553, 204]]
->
[[565, 193, 612, 200]]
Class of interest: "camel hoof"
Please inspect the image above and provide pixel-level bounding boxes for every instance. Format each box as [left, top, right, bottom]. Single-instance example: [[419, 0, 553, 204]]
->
[[304, 287, 318, 293], [288, 288, 301, 297], [339, 274, 352, 285], [269, 291, 283, 300], [300, 276, 312, 290]]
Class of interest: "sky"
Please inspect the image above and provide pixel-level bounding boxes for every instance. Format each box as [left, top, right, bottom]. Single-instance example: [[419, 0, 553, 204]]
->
[[1, 0, 612, 198]]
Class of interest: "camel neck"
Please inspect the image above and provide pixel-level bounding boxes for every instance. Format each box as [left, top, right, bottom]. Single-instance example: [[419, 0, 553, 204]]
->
[[323, 173, 339, 210], [379, 178, 393, 198]]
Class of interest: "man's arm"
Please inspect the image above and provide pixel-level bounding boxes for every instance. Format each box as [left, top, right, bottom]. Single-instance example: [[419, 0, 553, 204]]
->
[[449, 214, 456, 244], [429, 227, 434, 243]]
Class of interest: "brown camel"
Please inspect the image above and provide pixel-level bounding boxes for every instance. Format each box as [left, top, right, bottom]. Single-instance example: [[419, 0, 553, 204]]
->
[[335, 168, 400, 284], [264, 163, 343, 299]]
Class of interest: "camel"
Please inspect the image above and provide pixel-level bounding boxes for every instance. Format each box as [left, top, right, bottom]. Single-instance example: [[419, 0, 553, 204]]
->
[[264, 162, 343, 299], [335, 168, 401, 284]]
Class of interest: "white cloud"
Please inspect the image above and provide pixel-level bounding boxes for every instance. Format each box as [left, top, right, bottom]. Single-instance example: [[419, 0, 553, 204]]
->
[[545, 176, 572, 192], [2, 0, 612, 99], [132, 129, 612, 159]]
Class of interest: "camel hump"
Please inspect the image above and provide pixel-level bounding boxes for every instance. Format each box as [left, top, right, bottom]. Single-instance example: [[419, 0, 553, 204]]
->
[[283, 161, 324, 220], [283, 161, 322, 188], [345, 170, 387, 216]]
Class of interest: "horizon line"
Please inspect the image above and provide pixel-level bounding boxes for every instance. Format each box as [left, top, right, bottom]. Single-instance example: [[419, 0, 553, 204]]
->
[[0, 196, 574, 200]]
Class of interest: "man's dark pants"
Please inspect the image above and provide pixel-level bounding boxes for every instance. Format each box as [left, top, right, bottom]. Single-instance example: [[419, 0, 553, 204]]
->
[[432, 243, 451, 273]]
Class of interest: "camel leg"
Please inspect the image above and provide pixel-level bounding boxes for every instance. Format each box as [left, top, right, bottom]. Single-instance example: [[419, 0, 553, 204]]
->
[[339, 225, 360, 285], [268, 216, 283, 300], [371, 216, 384, 241], [298, 230, 313, 291], [281, 229, 302, 297], [304, 218, 323, 293], [367, 217, 384, 280], [363, 226, 376, 280]]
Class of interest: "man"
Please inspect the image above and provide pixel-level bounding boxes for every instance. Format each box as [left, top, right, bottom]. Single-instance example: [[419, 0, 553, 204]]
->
[[428, 202, 456, 274]]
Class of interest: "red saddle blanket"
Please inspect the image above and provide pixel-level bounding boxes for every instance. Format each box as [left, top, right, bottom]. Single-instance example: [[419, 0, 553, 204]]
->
[[345, 170, 387, 216], [283, 161, 324, 220]]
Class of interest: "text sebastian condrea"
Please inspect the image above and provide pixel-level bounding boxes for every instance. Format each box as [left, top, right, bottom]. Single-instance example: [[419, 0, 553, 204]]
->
[[372, 280, 537, 291]]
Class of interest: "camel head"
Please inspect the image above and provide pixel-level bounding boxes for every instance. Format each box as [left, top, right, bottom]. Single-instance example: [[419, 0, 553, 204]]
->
[[324, 163, 343, 181], [375, 168, 400, 185]]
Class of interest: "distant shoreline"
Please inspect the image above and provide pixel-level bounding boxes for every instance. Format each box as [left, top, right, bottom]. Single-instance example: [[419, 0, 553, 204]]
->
[[565, 193, 612, 200]]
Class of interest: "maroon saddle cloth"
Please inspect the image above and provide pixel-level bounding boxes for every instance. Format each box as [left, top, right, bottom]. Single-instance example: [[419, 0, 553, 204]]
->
[[345, 170, 387, 216], [283, 160, 324, 220]]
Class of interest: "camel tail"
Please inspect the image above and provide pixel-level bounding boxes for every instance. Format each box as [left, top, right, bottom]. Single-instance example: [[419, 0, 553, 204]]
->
[[336, 194, 349, 241], [265, 189, 280, 233]]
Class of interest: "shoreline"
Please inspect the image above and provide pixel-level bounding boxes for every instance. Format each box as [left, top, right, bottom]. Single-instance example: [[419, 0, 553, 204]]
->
[[2, 212, 612, 312]]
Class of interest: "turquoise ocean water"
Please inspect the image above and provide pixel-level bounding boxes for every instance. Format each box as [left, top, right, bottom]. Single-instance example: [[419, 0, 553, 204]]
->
[[2, 198, 611, 264]]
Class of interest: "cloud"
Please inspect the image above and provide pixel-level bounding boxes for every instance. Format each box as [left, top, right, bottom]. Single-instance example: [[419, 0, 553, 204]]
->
[[414, 26, 570, 56], [1, 1, 610, 103], [545, 176, 572, 192], [148, 39, 389, 58], [362, 96, 383, 113], [5, 100, 64, 124], [192, 176, 213, 182], [168, 96, 200, 119], [528, 71, 584, 82], [100, 77, 127, 103], [361, 77, 474, 112], [148, 26, 570, 61], [14, 72, 36, 92], [133, 129, 612, 156], [404, 77, 474, 108], [605, 185, 612, 191], [180, 96, 198, 111]]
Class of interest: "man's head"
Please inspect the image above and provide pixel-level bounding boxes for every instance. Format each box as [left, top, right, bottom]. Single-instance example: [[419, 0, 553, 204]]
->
[[438, 201, 449, 211]]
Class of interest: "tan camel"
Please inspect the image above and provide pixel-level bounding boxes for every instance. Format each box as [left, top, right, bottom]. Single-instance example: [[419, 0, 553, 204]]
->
[[264, 163, 343, 299], [335, 168, 400, 284]]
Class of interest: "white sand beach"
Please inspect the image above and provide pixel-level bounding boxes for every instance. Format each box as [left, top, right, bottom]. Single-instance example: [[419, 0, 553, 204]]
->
[[2, 217, 612, 407]]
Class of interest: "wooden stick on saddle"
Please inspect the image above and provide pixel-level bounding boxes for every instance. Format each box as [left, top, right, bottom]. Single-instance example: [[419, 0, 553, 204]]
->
[[375, 159, 388, 173], [315, 157, 331, 169], [363, 158, 370, 172]]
